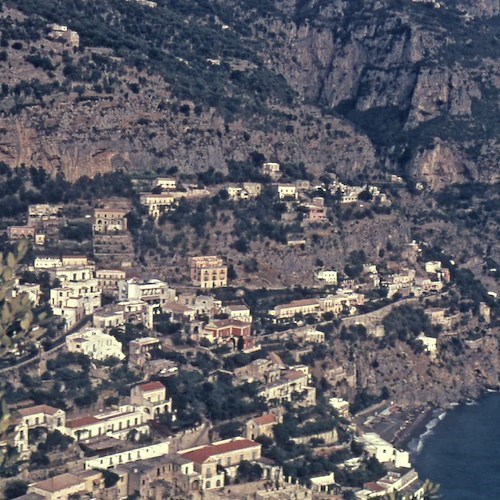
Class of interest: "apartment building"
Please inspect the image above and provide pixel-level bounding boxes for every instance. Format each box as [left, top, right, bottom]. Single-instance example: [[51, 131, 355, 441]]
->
[[277, 184, 298, 200], [140, 193, 176, 219], [224, 304, 252, 322], [258, 367, 316, 407], [269, 298, 320, 319], [93, 308, 125, 329], [13, 405, 66, 458], [34, 256, 63, 269], [113, 454, 199, 499], [153, 177, 177, 190], [318, 290, 365, 315], [95, 269, 126, 294], [358, 433, 410, 469], [28, 472, 88, 499], [93, 205, 129, 234], [190, 256, 228, 288], [180, 437, 262, 490], [315, 269, 338, 285], [118, 278, 176, 306]]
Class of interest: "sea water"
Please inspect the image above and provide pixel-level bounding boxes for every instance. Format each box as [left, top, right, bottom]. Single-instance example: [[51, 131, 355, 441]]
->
[[413, 392, 500, 500]]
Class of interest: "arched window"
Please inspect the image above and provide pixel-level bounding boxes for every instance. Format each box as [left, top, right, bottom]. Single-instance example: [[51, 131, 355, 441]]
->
[[206, 481, 211, 489]]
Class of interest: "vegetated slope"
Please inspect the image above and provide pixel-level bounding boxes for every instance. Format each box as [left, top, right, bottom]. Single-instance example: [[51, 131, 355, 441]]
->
[[0, 0, 497, 184]]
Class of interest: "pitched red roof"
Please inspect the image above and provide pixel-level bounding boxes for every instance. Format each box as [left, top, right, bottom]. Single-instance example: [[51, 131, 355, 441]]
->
[[253, 414, 277, 426], [32, 473, 83, 493], [66, 416, 100, 429], [180, 439, 260, 464], [138, 381, 165, 392], [364, 482, 386, 492], [18, 404, 61, 417]]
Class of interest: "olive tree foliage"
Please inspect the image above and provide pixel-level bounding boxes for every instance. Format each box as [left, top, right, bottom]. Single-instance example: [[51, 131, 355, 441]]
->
[[0, 240, 45, 462], [0, 240, 45, 357]]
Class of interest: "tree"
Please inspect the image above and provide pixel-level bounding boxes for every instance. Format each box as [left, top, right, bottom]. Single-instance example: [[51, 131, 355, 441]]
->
[[237, 460, 263, 482], [0, 240, 46, 468], [4, 479, 28, 499], [0, 240, 45, 358]]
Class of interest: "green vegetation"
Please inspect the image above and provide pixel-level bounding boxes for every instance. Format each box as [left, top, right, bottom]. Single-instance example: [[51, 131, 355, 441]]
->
[[382, 305, 434, 345], [4, 479, 29, 499], [159, 370, 267, 429], [0, 164, 136, 219], [7, 0, 295, 116]]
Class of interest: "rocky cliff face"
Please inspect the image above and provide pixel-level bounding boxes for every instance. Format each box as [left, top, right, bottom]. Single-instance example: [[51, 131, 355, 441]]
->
[[0, 0, 497, 186]]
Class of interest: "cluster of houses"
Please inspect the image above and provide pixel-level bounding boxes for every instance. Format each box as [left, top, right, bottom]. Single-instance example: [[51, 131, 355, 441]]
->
[[1, 172, 483, 499], [137, 163, 390, 228], [7, 204, 65, 247]]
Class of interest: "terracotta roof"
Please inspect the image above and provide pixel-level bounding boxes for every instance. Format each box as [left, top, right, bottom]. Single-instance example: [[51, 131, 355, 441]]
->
[[284, 370, 307, 381], [66, 415, 100, 429], [276, 298, 319, 309], [18, 405, 61, 417], [31, 473, 83, 493], [253, 414, 277, 426], [207, 319, 251, 329], [268, 352, 285, 367], [226, 304, 249, 311], [138, 381, 165, 392], [180, 438, 260, 464], [364, 482, 386, 492]]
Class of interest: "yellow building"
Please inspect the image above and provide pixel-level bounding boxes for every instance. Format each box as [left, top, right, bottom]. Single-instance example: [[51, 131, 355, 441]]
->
[[93, 207, 129, 234], [269, 298, 320, 319], [277, 184, 298, 200], [140, 193, 176, 219], [29, 472, 88, 499], [190, 256, 228, 288], [180, 437, 261, 490], [130, 381, 173, 418]]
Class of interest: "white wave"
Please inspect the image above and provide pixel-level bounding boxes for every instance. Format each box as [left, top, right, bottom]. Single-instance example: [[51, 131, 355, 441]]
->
[[411, 412, 445, 455]]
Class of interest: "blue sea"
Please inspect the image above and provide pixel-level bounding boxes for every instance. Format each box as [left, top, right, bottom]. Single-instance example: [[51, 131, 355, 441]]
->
[[413, 392, 500, 500]]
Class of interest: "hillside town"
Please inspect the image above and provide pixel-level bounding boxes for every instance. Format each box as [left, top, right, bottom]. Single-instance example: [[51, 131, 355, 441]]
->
[[0, 163, 497, 500]]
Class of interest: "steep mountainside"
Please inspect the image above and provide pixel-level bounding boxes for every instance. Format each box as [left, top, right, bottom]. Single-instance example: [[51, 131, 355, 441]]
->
[[0, 0, 497, 183]]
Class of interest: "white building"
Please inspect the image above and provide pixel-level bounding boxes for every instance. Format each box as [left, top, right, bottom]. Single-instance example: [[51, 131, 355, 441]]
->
[[329, 397, 350, 417], [425, 261, 442, 273], [93, 308, 126, 329], [417, 333, 438, 357], [66, 327, 125, 361], [315, 269, 338, 285], [224, 304, 252, 322], [84, 442, 170, 470], [140, 193, 176, 219], [277, 184, 298, 200], [153, 177, 177, 190], [34, 256, 62, 269], [118, 278, 175, 307], [358, 433, 410, 468]]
